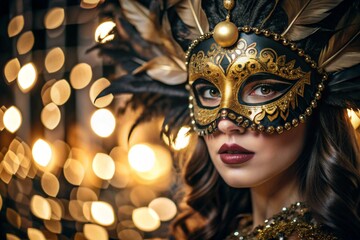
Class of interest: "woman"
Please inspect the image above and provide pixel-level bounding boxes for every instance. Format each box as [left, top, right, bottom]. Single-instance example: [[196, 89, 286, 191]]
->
[[98, 0, 360, 239]]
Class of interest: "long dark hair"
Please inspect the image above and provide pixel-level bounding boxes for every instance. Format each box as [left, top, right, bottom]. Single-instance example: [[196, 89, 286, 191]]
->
[[171, 104, 360, 239]]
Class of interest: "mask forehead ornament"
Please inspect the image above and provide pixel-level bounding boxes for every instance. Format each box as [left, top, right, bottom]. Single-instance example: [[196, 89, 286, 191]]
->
[[185, 0, 328, 136]]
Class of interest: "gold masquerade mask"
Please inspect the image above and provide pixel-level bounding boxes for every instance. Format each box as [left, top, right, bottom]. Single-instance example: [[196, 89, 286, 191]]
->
[[186, 27, 327, 135]]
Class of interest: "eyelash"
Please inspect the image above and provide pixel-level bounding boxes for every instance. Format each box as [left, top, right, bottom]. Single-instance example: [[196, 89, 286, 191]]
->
[[197, 86, 220, 98], [250, 82, 289, 95]]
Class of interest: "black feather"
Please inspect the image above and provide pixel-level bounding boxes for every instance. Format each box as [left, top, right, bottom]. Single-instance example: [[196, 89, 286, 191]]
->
[[324, 64, 360, 109], [96, 74, 188, 101]]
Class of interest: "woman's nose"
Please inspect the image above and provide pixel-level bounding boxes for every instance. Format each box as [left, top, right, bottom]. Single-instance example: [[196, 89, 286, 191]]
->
[[217, 119, 246, 134]]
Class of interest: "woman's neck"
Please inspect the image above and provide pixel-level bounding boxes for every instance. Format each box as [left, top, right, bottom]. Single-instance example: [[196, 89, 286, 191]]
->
[[250, 166, 302, 227]]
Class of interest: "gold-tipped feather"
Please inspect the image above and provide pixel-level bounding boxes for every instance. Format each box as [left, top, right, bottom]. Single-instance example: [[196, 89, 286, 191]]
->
[[119, 0, 162, 44], [175, 0, 209, 38], [318, 12, 360, 72], [281, 0, 344, 41], [132, 56, 187, 85]]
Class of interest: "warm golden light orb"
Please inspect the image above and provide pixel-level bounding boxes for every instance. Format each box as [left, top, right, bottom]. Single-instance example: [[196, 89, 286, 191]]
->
[[172, 126, 191, 150], [3, 106, 22, 133], [95, 21, 116, 43], [132, 207, 161, 232], [45, 47, 65, 73], [41, 103, 61, 130], [347, 109, 360, 129], [50, 79, 71, 105], [41, 172, 60, 197], [91, 201, 115, 226], [17, 62, 37, 92], [44, 7, 65, 29], [27, 228, 46, 240], [92, 153, 115, 180], [90, 109, 116, 137], [8, 15, 24, 37], [128, 144, 156, 172], [149, 197, 177, 221], [30, 195, 52, 220], [32, 139, 52, 167], [90, 78, 113, 108], [17, 31, 35, 55], [4, 58, 20, 83], [70, 63, 92, 89], [83, 224, 108, 240]]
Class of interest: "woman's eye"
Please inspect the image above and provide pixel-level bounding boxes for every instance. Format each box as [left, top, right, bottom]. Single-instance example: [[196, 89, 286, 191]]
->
[[250, 85, 275, 96], [202, 88, 221, 99], [193, 82, 221, 107], [242, 80, 291, 104]]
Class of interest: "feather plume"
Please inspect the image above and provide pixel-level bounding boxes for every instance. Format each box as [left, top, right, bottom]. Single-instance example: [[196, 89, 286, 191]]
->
[[260, 0, 280, 28], [281, 0, 344, 40], [119, 0, 162, 44], [318, 12, 360, 71], [175, 0, 209, 38], [96, 74, 188, 100], [132, 56, 187, 85], [325, 64, 360, 109]]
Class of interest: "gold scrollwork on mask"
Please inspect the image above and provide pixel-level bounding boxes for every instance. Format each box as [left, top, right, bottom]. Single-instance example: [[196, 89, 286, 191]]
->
[[189, 37, 312, 132]]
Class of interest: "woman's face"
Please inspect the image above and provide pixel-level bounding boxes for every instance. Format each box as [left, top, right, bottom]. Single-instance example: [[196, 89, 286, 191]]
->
[[203, 120, 307, 188]]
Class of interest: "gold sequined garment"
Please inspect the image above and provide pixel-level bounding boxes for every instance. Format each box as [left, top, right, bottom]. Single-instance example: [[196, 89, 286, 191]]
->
[[226, 202, 337, 240]]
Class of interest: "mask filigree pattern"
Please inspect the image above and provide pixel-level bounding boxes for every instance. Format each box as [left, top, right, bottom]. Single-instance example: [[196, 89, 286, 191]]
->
[[188, 33, 317, 135]]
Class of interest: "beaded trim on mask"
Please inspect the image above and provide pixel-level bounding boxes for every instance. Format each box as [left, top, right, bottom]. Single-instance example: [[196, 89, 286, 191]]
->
[[185, 26, 328, 136]]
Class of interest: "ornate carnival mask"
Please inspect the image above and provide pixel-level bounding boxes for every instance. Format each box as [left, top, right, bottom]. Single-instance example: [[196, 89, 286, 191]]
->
[[186, 1, 327, 136]]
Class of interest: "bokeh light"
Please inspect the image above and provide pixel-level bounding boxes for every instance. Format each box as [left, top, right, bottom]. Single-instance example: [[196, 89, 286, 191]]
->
[[8, 15, 24, 37], [70, 63, 92, 89], [47, 198, 63, 220], [45, 47, 65, 73], [95, 20, 116, 43], [17, 31, 35, 55], [32, 139, 52, 167], [90, 109, 116, 137], [44, 7, 65, 29], [117, 229, 143, 240], [172, 126, 191, 150], [92, 153, 115, 180], [30, 195, 51, 220], [28, 228, 46, 240], [17, 62, 37, 92], [1, 2, 184, 239], [83, 224, 108, 240], [132, 207, 161, 232], [90, 201, 115, 226], [41, 172, 60, 197], [128, 144, 156, 172], [4, 58, 20, 83], [3, 106, 22, 133], [41, 102, 61, 130], [83, 0, 101, 4], [63, 158, 85, 186], [89, 77, 113, 108], [3, 150, 20, 175], [50, 79, 71, 105], [149, 197, 177, 221], [347, 109, 360, 129], [6, 208, 21, 228]]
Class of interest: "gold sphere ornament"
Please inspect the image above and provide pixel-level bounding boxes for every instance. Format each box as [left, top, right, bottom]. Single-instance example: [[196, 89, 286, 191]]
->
[[224, 0, 235, 10], [213, 21, 239, 47]]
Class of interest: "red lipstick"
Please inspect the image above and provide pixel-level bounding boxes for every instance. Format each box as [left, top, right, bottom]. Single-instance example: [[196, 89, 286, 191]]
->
[[218, 144, 254, 164]]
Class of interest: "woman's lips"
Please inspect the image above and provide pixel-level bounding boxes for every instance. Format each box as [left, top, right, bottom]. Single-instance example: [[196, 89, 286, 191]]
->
[[218, 143, 254, 164]]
